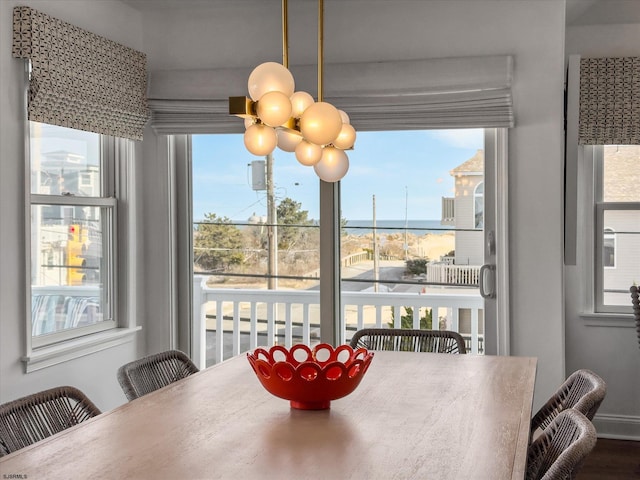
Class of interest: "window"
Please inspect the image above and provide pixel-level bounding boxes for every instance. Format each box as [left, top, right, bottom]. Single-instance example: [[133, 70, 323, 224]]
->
[[192, 129, 491, 362], [593, 145, 640, 314], [29, 122, 117, 347]]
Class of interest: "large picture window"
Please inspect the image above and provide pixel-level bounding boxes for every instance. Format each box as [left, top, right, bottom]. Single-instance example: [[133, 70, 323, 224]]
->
[[29, 122, 117, 347]]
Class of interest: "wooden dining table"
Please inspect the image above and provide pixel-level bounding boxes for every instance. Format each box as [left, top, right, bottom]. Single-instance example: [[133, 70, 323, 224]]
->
[[0, 351, 537, 479]]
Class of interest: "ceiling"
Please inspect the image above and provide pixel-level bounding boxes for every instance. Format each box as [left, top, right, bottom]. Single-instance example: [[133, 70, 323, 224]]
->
[[566, 0, 640, 26], [120, 0, 640, 26]]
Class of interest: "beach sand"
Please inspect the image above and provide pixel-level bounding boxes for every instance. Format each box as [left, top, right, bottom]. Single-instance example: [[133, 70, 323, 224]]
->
[[414, 232, 455, 260], [343, 231, 455, 262]]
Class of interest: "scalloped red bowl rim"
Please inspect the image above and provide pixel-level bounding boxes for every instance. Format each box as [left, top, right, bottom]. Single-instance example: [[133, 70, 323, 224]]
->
[[247, 343, 374, 409]]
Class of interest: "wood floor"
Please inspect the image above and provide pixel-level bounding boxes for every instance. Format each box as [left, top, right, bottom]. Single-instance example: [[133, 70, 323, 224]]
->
[[577, 438, 640, 479]]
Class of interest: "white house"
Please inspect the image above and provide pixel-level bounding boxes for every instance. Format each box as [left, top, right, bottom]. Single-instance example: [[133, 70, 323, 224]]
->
[[441, 149, 485, 267]]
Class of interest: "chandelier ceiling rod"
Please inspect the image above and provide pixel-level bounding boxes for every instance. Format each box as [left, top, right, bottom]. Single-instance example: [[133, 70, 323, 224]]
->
[[282, 0, 289, 69], [317, 0, 324, 103]]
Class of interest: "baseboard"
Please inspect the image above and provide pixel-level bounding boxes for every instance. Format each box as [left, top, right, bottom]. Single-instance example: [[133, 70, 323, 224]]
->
[[593, 413, 640, 441]]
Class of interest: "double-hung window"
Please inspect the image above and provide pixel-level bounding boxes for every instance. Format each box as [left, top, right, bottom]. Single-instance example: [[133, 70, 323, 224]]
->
[[567, 55, 639, 316], [593, 145, 640, 314], [29, 122, 117, 347]]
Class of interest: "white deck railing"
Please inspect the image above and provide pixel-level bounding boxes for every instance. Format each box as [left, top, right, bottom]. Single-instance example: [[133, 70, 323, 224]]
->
[[192, 276, 484, 368], [423, 264, 480, 286]]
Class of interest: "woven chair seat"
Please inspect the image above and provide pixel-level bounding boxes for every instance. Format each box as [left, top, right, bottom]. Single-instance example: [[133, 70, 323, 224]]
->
[[117, 350, 199, 401], [349, 328, 466, 354], [0, 386, 101, 457], [526, 408, 597, 480], [530, 369, 606, 442]]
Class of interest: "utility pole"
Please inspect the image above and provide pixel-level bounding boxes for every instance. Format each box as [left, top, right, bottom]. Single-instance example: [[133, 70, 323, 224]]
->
[[373, 194, 379, 293], [266, 153, 278, 290], [404, 186, 409, 261]]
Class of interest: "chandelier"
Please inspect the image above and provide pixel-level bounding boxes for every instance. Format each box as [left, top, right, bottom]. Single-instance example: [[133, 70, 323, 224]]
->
[[228, 0, 355, 183]]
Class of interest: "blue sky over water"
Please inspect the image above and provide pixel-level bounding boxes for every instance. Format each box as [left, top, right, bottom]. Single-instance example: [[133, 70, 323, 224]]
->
[[192, 129, 483, 222]]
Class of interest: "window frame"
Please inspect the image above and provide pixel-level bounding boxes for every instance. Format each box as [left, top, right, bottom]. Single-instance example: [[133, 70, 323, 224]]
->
[[23, 130, 141, 372], [582, 145, 639, 316], [27, 125, 118, 349], [22, 125, 141, 374]]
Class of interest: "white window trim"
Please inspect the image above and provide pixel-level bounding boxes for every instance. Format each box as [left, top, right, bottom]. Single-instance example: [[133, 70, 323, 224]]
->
[[578, 145, 637, 319], [24, 131, 140, 370]]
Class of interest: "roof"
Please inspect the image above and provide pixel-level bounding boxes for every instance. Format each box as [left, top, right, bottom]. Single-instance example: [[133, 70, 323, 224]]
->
[[450, 149, 484, 175]]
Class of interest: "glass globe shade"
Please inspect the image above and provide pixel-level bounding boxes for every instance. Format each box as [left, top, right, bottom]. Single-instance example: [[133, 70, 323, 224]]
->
[[257, 91, 292, 127], [295, 140, 323, 166], [244, 117, 255, 129], [300, 102, 343, 146], [314, 147, 349, 182], [277, 128, 303, 152], [290, 91, 315, 118], [244, 123, 277, 156], [247, 62, 295, 101], [333, 124, 357, 150], [338, 109, 350, 125]]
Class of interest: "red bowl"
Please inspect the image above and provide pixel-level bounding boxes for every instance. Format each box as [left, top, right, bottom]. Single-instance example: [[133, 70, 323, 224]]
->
[[247, 343, 374, 410]]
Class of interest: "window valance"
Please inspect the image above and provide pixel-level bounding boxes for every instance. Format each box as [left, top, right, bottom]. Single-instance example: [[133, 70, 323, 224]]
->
[[12, 6, 150, 141], [579, 57, 640, 145], [148, 55, 514, 134]]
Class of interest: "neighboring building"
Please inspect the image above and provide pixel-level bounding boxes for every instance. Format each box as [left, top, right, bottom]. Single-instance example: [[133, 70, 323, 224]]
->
[[441, 146, 639, 302], [441, 149, 484, 266]]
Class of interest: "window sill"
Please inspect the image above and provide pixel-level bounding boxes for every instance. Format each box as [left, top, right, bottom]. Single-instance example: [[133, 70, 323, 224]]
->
[[22, 326, 141, 373], [580, 312, 635, 328]]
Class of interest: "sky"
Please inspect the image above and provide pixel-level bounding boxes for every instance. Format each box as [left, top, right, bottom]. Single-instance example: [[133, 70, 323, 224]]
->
[[192, 128, 483, 222]]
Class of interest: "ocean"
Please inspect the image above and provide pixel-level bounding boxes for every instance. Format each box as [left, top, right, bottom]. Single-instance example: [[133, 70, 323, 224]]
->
[[343, 219, 451, 236]]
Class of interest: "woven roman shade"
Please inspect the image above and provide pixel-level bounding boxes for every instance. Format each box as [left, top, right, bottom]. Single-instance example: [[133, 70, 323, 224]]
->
[[148, 55, 514, 134], [579, 57, 640, 145], [12, 6, 149, 141]]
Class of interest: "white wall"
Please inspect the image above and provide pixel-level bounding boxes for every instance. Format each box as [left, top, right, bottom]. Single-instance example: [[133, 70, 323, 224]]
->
[[0, 0, 146, 411], [564, 23, 640, 439], [139, 0, 567, 410]]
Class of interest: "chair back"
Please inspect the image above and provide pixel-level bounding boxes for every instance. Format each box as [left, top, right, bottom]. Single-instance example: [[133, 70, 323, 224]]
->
[[631, 285, 640, 349], [349, 328, 466, 354], [526, 409, 597, 480], [0, 386, 101, 456], [117, 350, 199, 401], [531, 369, 606, 439]]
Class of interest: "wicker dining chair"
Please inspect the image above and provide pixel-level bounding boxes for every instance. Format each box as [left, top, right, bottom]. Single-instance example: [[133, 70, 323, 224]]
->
[[526, 408, 597, 480], [530, 369, 606, 442], [117, 350, 199, 401], [631, 285, 640, 349], [349, 328, 467, 354], [0, 386, 101, 457]]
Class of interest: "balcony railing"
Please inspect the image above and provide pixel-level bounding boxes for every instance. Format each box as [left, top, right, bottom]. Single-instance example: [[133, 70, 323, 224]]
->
[[31, 285, 100, 335], [423, 264, 480, 286], [192, 276, 484, 368]]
